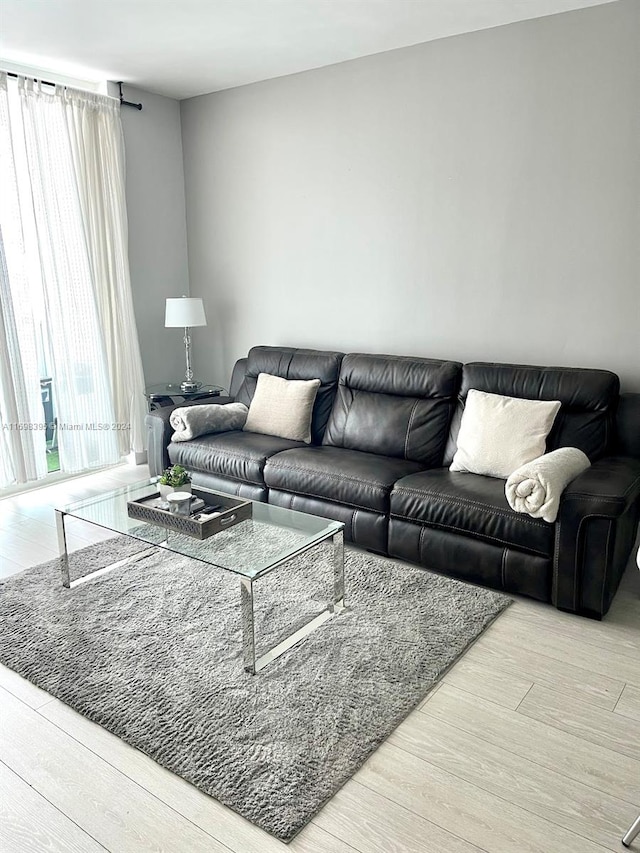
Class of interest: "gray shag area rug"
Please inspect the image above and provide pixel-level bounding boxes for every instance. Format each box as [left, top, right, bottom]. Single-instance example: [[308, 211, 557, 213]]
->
[[0, 534, 511, 842]]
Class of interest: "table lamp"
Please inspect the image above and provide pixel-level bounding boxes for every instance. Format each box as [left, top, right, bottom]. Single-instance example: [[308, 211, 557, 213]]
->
[[165, 296, 207, 392]]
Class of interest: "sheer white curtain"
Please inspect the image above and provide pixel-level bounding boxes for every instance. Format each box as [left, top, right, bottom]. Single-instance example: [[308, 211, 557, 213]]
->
[[0, 72, 146, 487], [0, 229, 48, 485], [53, 82, 147, 456], [0, 76, 50, 486]]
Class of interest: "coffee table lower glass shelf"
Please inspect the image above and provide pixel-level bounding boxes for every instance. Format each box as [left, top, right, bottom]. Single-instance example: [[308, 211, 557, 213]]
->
[[55, 479, 346, 674]]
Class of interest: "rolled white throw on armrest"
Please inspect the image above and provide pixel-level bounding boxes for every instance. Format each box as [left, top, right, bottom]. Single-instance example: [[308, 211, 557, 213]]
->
[[170, 403, 248, 442], [505, 447, 591, 523]]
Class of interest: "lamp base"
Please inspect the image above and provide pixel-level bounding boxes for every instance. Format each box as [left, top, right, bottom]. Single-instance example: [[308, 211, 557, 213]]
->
[[180, 380, 201, 393]]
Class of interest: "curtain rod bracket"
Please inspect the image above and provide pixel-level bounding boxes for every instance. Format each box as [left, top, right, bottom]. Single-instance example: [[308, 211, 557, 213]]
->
[[118, 81, 142, 111]]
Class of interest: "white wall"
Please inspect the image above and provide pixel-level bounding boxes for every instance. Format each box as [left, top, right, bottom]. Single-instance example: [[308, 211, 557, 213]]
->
[[180, 0, 640, 391], [120, 85, 191, 387]]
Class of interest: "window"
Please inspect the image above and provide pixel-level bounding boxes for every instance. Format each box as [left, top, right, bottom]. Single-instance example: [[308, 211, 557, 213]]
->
[[0, 72, 146, 489]]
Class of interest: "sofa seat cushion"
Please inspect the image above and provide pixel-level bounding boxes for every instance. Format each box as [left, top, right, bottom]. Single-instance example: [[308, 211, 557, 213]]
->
[[391, 468, 554, 557], [264, 446, 424, 513], [168, 431, 305, 486]]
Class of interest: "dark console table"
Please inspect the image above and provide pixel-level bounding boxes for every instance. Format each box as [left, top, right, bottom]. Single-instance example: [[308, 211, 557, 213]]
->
[[144, 382, 225, 411]]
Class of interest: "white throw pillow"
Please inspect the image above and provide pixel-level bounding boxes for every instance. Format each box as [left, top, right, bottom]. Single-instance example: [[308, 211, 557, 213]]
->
[[449, 389, 561, 479], [243, 373, 321, 443]]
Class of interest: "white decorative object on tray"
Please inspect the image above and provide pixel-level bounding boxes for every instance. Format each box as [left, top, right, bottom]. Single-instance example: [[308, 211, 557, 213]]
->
[[166, 491, 193, 516]]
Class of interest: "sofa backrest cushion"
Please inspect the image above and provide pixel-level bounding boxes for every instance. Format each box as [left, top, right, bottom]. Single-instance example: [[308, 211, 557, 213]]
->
[[323, 353, 462, 466], [234, 346, 344, 444], [445, 362, 620, 463]]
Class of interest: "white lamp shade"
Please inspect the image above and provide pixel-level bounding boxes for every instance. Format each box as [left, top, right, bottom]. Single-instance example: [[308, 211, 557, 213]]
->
[[165, 297, 207, 328]]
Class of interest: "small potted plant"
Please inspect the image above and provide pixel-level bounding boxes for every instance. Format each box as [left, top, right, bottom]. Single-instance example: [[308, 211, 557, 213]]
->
[[158, 464, 192, 499]]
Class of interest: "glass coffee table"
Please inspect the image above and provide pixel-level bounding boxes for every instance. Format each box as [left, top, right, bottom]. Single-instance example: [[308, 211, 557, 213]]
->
[[55, 479, 345, 674]]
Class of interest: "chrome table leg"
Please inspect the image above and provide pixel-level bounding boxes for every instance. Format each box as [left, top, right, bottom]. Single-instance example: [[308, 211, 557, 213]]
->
[[241, 577, 257, 674], [56, 510, 156, 590], [55, 510, 71, 588], [241, 529, 347, 675], [622, 814, 640, 847], [332, 529, 345, 613]]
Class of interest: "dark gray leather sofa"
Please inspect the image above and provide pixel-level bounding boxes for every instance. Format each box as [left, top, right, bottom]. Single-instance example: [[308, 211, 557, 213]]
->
[[146, 346, 640, 619]]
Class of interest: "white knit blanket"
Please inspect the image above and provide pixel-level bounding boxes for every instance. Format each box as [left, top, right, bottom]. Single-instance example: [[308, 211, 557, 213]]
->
[[170, 403, 248, 442], [505, 447, 591, 523]]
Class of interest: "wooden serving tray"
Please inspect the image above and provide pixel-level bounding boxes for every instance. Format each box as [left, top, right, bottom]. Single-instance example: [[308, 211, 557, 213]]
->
[[127, 488, 252, 540]]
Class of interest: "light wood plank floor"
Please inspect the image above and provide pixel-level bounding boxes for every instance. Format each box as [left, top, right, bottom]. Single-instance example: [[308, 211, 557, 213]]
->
[[0, 464, 639, 853]]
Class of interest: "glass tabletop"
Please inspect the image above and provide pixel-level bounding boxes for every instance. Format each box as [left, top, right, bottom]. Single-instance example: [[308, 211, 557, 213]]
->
[[144, 382, 224, 397], [58, 479, 343, 581]]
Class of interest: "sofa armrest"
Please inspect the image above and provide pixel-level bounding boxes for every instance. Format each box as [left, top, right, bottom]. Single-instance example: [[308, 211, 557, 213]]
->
[[553, 456, 640, 617], [229, 357, 248, 399], [615, 393, 640, 458], [559, 457, 640, 517], [145, 395, 234, 476]]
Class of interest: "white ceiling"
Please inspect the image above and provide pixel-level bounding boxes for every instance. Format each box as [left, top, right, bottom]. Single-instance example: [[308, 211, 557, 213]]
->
[[0, 0, 616, 100]]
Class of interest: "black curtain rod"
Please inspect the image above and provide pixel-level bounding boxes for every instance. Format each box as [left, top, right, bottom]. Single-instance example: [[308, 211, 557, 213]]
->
[[3, 71, 142, 110], [118, 81, 143, 110], [6, 70, 56, 87]]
